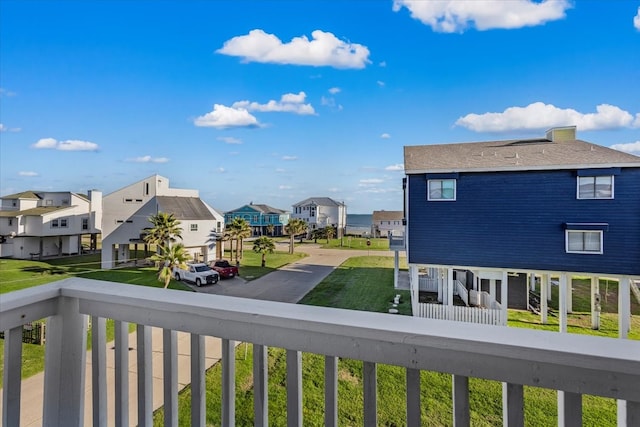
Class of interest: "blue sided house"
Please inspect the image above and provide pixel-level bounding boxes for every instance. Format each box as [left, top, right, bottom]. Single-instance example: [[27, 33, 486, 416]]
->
[[224, 202, 290, 236], [403, 126, 640, 335]]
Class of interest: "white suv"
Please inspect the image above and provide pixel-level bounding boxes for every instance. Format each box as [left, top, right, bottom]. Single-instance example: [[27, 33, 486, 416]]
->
[[173, 263, 219, 286]]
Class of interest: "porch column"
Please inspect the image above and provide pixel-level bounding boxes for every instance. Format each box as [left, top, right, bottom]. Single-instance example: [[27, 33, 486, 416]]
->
[[567, 276, 573, 313], [437, 268, 443, 303], [619, 277, 631, 339], [547, 276, 552, 301], [393, 251, 399, 289], [501, 271, 508, 326], [591, 277, 600, 330], [447, 268, 454, 306], [410, 265, 419, 316], [530, 273, 536, 291], [559, 273, 568, 333], [489, 279, 496, 301], [540, 274, 548, 324]]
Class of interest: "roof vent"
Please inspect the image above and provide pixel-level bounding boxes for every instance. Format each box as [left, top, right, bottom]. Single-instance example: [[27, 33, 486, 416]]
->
[[546, 126, 576, 142]]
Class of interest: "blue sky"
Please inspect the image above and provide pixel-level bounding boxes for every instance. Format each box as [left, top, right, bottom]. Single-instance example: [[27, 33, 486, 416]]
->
[[1, 1, 639, 214]]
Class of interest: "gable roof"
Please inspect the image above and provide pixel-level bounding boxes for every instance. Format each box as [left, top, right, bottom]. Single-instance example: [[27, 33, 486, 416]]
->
[[0, 206, 71, 217], [404, 137, 640, 174], [156, 196, 215, 220], [1, 191, 41, 200], [226, 203, 288, 215], [293, 197, 345, 208], [372, 210, 403, 221]]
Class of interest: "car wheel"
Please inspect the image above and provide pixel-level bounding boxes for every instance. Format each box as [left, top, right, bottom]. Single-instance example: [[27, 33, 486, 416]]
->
[[213, 277, 219, 284], [195, 278, 201, 287], [175, 273, 181, 281]]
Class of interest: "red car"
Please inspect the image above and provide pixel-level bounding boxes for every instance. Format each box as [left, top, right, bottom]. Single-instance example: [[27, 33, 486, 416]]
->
[[210, 259, 239, 279]]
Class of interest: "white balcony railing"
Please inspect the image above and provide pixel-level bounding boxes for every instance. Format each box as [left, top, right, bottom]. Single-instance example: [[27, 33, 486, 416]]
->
[[2, 278, 640, 427]]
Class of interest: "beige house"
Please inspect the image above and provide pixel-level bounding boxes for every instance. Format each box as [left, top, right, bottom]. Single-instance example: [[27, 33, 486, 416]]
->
[[0, 190, 102, 259], [371, 210, 404, 237], [101, 175, 223, 269]]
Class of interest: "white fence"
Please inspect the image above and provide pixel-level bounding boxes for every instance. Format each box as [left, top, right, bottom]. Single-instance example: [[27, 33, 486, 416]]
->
[[1, 279, 639, 426], [469, 289, 502, 310], [418, 275, 438, 292], [417, 303, 505, 326]]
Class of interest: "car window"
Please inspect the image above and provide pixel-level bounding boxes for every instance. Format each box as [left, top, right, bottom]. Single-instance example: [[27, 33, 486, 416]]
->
[[194, 265, 212, 272]]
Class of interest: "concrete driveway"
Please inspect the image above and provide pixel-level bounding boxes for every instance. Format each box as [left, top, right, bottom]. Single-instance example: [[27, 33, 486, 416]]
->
[[183, 244, 394, 303]]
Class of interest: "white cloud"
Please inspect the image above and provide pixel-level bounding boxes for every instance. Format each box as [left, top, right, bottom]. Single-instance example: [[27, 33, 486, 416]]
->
[[359, 178, 384, 186], [0, 124, 21, 132], [232, 92, 315, 115], [329, 87, 341, 94], [385, 164, 404, 172], [379, 61, 387, 67], [0, 88, 16, 97], [377, 81, 385, 87], [217, 136, 242, 144], [320, 96, 343, 111], [327, 187, 339, 193], [610, 141, 640, 155], [282, 155, 298, 161], [455, 102, 639, 133], [217, 29, 371, 69], [217, 167, 226, 173], [194, 104, 260, 129], [126, 155, 169, 163], [393, 0, 570, 33], [32, 138, 99, 151], [380, 133, 391, 139], [635, 7, 640, 30], [275, 168, 286, 173], [279, 185, 292, 190], [19, 171, 39, 177]]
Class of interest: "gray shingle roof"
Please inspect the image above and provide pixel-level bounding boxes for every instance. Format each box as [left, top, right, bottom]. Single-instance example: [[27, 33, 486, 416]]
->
[[0, 191, 41, 200], [293, 197, 344, 207], [156, 196, 215, 220], [372, 210, 403, 221], [404, 138, 640, 174], [0, 206, 70, 217]]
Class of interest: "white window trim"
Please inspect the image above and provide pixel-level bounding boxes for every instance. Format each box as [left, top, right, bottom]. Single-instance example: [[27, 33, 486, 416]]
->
[[565, 230, 603, 255], [576, 175, 614, 200], [427, 179, 457, 201]]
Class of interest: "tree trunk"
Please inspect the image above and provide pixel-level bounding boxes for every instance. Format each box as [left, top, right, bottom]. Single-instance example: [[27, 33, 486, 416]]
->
[[289, 235, 294, 254], [261, 254, 266, 267]]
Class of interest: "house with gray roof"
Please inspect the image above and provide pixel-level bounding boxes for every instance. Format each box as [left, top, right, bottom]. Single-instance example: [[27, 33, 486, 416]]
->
[[0, 190, 101, 259], [404, 126, 640, 334], [292, 197, 347, 238], [224, 203, 290, 236], [101, 175, 223, 268], [371, 210, 404, 238]]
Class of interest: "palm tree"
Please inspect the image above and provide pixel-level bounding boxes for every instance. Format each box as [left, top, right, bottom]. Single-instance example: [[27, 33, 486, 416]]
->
[[149, 243, 191, 288], [285, 218, 307, 254], [324, 225, 336, 243], [235, 219, 252, 260], [252, 236, 275, 267], [266, 224, 275, 237], [225, 218, 251, 262], [144, 212, 183, 251]]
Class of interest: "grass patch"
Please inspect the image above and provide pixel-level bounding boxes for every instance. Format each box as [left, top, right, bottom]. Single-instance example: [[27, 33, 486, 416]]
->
[[231, 249, 306, 281], [298, 256, 411, 315], [318, 236, 390, 251]]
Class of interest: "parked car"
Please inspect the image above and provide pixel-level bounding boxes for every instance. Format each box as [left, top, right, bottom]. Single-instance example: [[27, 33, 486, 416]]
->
[[210, 259, 239, 279], [173, 263, 219, 286]]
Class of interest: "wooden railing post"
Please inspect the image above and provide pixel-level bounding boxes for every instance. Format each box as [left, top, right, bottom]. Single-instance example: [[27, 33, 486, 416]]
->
[[43, 296, 87, 427]]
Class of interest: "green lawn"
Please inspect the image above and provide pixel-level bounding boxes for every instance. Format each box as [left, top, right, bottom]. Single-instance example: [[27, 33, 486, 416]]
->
[[319, 236, 390, 250]]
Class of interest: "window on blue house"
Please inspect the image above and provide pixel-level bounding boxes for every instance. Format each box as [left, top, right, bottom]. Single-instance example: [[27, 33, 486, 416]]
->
[[577, 176, 613, 199], [566, 230, 602, 254], [428, 179, 456, 201]]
